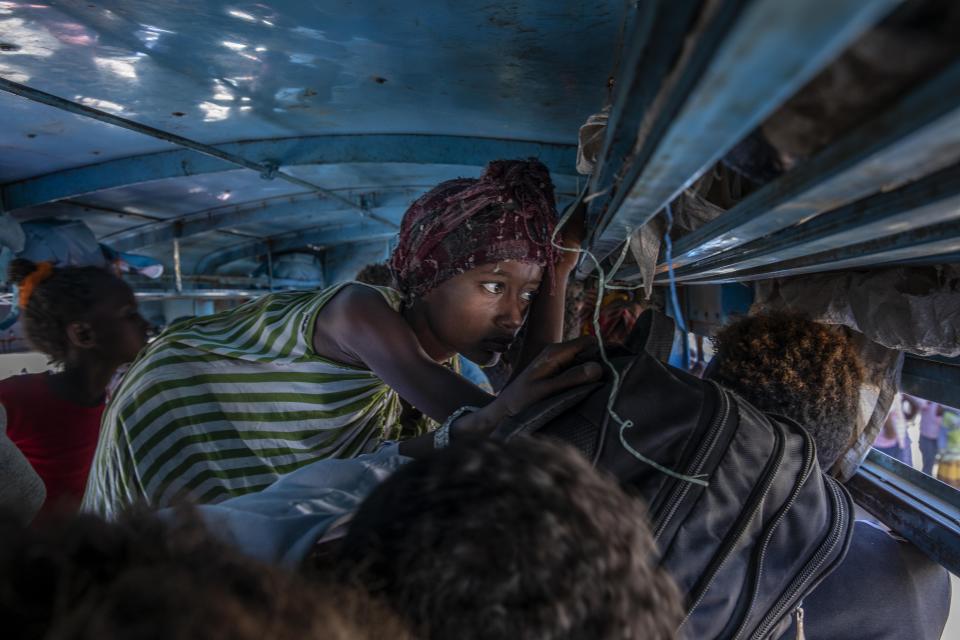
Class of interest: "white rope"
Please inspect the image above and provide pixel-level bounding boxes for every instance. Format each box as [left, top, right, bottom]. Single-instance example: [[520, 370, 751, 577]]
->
[[551, 202, 708, 487]]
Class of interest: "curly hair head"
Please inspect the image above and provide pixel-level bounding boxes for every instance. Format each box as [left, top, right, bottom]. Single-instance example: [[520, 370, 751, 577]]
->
[[0, 507, 410, 640], [8, 258, 125, 365], [337, 437, 683, 640], [711, 313, 865, 469], [354, 262, 395, 288]]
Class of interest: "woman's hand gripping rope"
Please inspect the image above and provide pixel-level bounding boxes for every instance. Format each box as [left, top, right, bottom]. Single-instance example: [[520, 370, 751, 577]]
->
[[548, 196, 708, 487]]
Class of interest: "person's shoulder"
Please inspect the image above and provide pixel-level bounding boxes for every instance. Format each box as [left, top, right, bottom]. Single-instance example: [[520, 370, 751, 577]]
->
[[844, 521, 947, 587], [834, 521, 950, 634], [328, 282, 402, 317], [0, 374, 53, 423], [786, 520, 952, 640], [0, 372, 48, 399]]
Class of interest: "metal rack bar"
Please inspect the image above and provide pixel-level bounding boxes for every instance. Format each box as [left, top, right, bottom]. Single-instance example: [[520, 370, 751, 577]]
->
[[901, 355, 960, 408], [586, 0, 898, 263], [661, 162, 960, 282], [665, 59, 960, 273], [672, 217, 960, 284], [848, 449, 960, 576]]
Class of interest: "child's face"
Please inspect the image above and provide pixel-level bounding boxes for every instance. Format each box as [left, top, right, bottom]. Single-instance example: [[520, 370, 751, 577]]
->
[[87, 280, 150, 365], [418, 261, 543, 367]]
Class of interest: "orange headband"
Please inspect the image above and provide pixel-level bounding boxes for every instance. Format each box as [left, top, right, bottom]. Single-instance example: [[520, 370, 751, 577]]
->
[[17, 261, 54, 309]]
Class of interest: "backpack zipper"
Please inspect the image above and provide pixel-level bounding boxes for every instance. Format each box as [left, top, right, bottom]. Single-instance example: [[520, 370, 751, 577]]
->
[[731, 432, 816, 640], [749, 478, 848, 640], [653, 384, 730, 541], [678, 420, 786, 629]]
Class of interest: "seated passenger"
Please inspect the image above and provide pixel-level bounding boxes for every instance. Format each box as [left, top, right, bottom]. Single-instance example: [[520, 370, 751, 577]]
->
[[0, 509, 410, 640], [707, 314, 951, 640], [335, 437, 682, 640], [83, 160, 592, 517], [0, 259, 148, 515], [708, 313, 864, 473]]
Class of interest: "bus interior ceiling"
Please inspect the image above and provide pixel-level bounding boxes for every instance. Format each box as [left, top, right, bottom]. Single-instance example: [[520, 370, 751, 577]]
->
[[0, 0, 958, 567]]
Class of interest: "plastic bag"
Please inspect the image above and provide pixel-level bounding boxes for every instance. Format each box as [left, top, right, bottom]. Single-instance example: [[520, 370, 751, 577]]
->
[[753, 267, 960, 357]]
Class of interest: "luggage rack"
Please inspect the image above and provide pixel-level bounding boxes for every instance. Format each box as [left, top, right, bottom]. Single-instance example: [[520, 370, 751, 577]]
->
[[584, 0, 960, 283]]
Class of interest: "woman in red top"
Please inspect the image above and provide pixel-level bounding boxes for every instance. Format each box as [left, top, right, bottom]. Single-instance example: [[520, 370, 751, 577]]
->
[[1, 259, 148, 514]]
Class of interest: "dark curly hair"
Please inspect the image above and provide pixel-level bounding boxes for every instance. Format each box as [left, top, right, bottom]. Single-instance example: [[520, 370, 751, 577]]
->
[[0, 507, 410, 640], [711, 313, 865, 469], [8, 258, 123, 365], [354, 262, 395, 288], [337, 437, 683, 640]]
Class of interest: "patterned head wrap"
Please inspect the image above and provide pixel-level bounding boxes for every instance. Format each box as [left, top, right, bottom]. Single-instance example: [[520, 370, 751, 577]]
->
[[389, 159, 559, 299]]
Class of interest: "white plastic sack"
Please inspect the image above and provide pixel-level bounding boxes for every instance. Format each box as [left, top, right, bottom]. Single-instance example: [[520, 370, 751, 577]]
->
[[831, 334, 903, 482], [627, 215, 665, 300], [576, 108, 610, 176], [753, 266, 960, 357]]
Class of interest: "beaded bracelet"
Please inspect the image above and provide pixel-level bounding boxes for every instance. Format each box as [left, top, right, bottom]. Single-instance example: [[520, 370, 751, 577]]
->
[[434, 405, 480, 449]]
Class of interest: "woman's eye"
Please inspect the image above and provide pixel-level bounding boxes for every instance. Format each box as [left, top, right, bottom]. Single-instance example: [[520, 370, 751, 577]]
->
[[520, 291, 537, 302], [482, 282, 504, 294]]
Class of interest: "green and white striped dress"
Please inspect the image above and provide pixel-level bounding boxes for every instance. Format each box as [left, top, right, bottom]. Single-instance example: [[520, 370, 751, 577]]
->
[[82, 283, 432, 519]]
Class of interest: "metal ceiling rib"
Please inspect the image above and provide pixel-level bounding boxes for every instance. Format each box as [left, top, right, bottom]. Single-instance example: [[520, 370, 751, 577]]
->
[[584, 0, 900, 264], [0, 76, 393, 215], [101, 187, 419, 252], [2, 134, 578, 212]]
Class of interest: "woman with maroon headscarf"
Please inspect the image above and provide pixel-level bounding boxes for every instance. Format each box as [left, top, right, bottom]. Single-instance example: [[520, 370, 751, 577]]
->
[[314, 159, 596, 457], [85, 159, 599, 515]]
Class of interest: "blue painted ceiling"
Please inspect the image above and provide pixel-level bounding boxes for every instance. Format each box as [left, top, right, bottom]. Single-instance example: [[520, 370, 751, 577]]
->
[[0, 0, 623, 275]]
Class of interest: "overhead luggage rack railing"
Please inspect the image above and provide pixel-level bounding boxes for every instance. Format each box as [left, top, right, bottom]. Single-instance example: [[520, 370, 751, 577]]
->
[[901, 355, 960, 409], [584, 0, 899, 266], [655, 162, 960, 284], [644, 58, 960, 284]]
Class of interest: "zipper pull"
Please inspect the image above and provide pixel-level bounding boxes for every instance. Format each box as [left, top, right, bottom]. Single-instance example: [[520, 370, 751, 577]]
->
[[794, 606, 805, 640]]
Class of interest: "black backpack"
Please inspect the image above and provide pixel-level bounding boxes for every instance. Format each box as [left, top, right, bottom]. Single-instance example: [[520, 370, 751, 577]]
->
[[494, 313, 854, 639]]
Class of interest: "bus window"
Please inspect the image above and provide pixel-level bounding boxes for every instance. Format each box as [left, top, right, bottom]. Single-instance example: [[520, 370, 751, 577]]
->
[[872, 395, 960, 488]]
